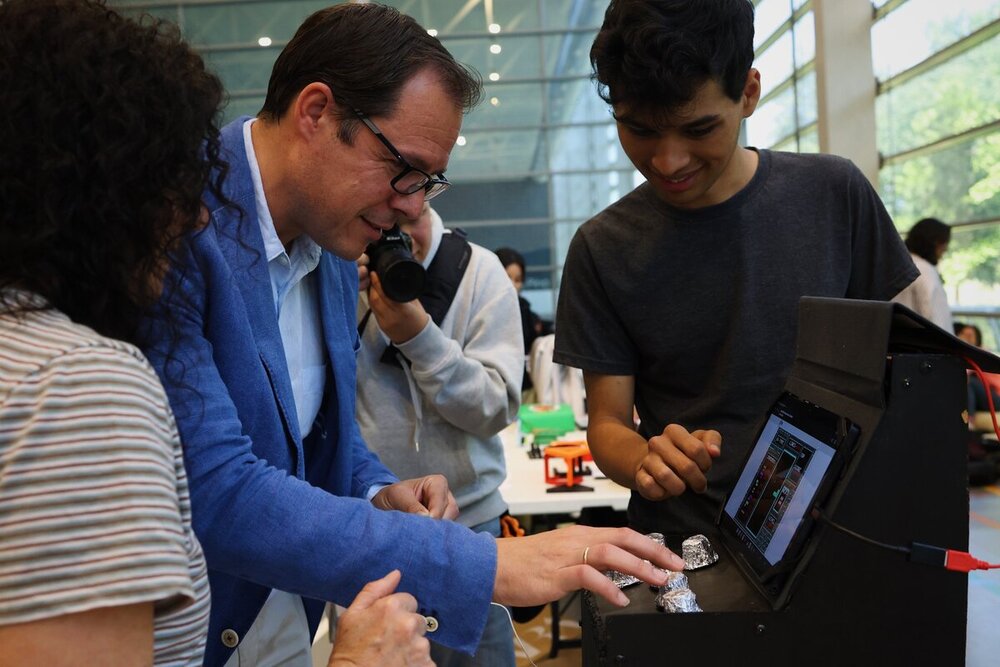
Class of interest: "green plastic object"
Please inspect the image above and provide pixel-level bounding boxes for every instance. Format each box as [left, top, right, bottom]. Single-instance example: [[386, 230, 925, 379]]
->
[[519, 403, 576, 445]]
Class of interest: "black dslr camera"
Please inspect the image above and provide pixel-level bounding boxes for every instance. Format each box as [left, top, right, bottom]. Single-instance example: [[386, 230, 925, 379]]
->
[[365, 223, 426, 302]]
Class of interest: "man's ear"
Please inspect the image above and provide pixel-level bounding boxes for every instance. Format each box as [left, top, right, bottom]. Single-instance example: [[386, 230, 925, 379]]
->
[[291, 82, 336, 139], [741, 68, 762, 118]]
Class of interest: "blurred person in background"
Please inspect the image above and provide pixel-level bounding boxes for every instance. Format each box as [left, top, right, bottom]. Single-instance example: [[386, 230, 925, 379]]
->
[[954, 321, 1000, 433], [495, 247, 550, 395], [956, 321, 985, 348], [893, 217, 953, 330]]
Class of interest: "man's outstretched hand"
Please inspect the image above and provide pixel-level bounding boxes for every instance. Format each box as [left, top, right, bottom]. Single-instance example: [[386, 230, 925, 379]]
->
[[494, 525, 685, 607]]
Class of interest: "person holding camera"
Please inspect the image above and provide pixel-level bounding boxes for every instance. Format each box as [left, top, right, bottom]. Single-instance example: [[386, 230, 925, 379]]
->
[[141, 4, 684, 666], [356, 202, 522, 666], [554, 0, 917, 539]]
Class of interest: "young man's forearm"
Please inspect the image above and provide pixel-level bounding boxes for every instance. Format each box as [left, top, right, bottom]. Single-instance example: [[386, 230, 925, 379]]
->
[[586, 418, 648, 490]]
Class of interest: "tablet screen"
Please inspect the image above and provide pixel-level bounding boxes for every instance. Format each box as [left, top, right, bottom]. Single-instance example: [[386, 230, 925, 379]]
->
[[722, 392, 845, 566]]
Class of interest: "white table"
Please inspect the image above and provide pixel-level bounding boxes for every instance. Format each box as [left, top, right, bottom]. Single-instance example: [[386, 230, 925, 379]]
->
[[498, 423, 631, 516], [497, 424, 633, 658]]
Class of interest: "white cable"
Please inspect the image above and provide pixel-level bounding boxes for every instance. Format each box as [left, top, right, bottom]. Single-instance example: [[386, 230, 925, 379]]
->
[[398, 351, 423, 451], [490, 602, 538, 667]]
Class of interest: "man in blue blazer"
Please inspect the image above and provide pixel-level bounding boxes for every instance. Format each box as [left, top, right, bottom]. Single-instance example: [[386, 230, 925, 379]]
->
[[144, 5, 683, 666]]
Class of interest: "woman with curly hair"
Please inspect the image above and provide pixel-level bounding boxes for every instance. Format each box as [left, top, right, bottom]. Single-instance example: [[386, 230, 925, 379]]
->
[[0, 1, 222, 663], [0, 2, 435, 665]]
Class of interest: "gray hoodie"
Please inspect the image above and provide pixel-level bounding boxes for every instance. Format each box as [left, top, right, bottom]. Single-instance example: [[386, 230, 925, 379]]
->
[[356, 212, 523, 528]]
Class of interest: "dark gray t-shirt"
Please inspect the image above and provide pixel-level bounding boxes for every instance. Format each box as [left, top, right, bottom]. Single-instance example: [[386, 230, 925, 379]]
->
[[554, 149, 918, 536]]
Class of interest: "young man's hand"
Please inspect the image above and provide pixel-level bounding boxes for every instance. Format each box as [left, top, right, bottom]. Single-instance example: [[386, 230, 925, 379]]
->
[[634, 425, 721, 500], [372, 475, 459, 520]]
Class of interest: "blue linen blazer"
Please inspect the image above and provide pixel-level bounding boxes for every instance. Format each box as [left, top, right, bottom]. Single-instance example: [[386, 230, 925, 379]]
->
[[143, 118, 495, 666]]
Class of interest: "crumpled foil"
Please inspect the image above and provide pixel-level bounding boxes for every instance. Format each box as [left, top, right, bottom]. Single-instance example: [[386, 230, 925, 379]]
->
[[661, 570, 689, 592], [644, 532, 669, 588], [605, 569, 641, 589], [605, 532, 667, 589], [681, 533, 719, 570], [655, 587, 702, 613]]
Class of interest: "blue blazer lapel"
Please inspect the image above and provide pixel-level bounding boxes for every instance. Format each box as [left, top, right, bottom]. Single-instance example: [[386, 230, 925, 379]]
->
[[313, 253, 361, 482], [316, 254, 357, 367], [215, 119, 305, 467]]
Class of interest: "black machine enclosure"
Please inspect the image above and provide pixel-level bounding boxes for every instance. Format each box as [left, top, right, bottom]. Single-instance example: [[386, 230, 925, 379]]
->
[[582, 297, 991, 666]]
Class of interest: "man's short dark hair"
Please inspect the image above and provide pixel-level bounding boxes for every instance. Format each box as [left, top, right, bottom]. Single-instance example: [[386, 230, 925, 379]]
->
[[259, 2, 481, 141], [591, 0, 755, 116]]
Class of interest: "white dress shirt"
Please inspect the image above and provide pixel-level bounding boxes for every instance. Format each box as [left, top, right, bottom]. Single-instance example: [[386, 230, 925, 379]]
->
[[223, 118, 326, 667]]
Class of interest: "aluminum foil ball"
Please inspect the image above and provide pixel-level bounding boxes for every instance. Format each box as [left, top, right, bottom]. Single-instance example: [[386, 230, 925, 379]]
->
[[605, 531, 670, 588], [681, 534, 719, 570], [655, 587, 702, 613], [661, 571, 689, 592], [605, 569, 641, 589]]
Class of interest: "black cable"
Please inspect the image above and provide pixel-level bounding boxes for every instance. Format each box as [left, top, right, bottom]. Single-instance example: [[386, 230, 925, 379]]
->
[[811, 509, 910, 555]]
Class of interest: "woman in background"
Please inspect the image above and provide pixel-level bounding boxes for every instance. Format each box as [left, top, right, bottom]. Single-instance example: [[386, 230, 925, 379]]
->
[[495, 247, 551, 395], [0, 2, 432, 665], [892, 217, 953, 330], [954, 321, 1000, 432]]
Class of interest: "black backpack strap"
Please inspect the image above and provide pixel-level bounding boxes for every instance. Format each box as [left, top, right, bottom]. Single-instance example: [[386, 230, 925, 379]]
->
[[377, 229, 472, 368], [358, 308, 373, 337], [420, 228, 472, 327]]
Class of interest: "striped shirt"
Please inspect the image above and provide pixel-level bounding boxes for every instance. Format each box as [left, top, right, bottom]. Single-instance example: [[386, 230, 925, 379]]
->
[[0, 304, 210, 665]]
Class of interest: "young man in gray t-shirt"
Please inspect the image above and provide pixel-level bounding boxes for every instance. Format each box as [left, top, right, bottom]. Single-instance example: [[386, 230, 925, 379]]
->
[[554, 0, 917, 537]]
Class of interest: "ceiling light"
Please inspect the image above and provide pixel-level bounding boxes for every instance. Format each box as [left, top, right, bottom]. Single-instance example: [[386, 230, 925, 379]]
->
[[488, 72, 500, 81], [489, 44, 502, 54], [490, 97, 500, 106], [257, 36, 272, 47], [427, 28, 438, 37], [456, 136, 467, 147], [488, 23, 501, 34]]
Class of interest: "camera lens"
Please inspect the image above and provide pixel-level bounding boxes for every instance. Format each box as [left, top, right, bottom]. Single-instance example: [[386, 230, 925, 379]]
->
[[366, 223, 426, 302], [374, 248, 425, 302]]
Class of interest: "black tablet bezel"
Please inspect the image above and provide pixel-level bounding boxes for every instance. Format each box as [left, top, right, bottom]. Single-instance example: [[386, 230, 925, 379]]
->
[[717, 390, 860, 606]]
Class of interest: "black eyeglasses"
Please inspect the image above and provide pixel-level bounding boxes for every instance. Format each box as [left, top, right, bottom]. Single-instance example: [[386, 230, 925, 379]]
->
[[353, 109, 450, 201]]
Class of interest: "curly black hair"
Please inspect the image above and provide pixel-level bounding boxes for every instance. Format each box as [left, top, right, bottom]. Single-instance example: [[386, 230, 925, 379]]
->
[[0, 0, 228, 346], [591, 0, 755, 116]]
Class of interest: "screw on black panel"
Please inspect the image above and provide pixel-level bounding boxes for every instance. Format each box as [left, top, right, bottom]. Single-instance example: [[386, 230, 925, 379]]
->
[[902, 377, 912, 388], [920, 361, 933, 374], [614, 655, 626, 666], [755, 623, 766, 635]]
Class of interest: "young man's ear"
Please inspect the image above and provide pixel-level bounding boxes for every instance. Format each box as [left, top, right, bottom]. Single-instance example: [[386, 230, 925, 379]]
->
[[741, 68, 762, 118]]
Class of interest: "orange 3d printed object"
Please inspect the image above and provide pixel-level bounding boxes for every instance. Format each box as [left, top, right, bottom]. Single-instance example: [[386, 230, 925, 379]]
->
[[543, 440, 594, 493]]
